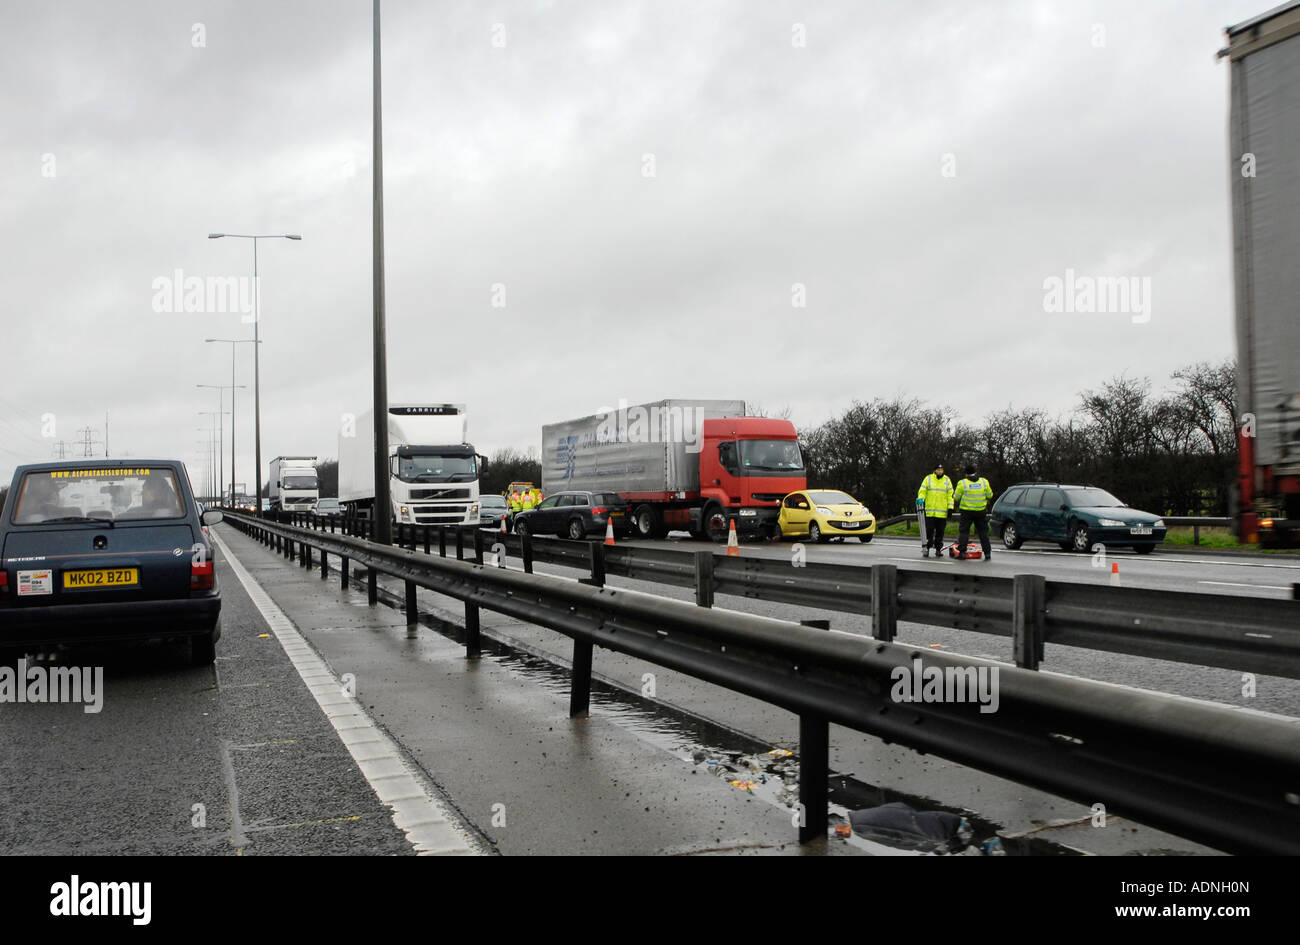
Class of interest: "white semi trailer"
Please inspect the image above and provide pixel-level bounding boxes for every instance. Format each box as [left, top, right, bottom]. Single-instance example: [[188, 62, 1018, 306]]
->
[[268, 456, 319, 513], [338, 404, 481, 526]]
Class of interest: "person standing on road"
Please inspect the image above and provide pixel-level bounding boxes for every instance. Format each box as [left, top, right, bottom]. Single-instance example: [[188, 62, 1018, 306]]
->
[[952, 463, 993, 561], [916, 462, 954, 558]]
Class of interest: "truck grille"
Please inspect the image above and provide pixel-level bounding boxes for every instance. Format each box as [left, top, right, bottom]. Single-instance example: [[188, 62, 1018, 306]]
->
[[409, 488, 471, 500], [750, 493, 786, 503]]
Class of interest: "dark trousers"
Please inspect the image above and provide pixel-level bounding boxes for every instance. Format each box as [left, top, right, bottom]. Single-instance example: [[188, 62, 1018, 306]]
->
[[957, 509, 991, 556], [923, 515, 947, 551]]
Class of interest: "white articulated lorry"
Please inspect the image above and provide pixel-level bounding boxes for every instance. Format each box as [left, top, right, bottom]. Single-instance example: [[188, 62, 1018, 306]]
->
[[338, 404, 481, 526], [268, 456, 319, 513]]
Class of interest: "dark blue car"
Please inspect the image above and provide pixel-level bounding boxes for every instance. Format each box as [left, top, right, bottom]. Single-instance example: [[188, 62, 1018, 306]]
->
[[990, 483, 1166, 554], [0, 460, 223, 665]]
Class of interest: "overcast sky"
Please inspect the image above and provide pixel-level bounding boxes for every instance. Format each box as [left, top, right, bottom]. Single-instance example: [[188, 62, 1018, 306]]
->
[[0, 0, 1266, 492]]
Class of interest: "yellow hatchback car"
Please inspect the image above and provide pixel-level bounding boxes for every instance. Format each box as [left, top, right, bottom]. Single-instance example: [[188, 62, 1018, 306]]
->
[[776, 490, 876, 543]]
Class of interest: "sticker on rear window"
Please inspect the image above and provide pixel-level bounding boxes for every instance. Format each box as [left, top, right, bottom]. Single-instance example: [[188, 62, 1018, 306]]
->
[[17, 570, 53, 596]]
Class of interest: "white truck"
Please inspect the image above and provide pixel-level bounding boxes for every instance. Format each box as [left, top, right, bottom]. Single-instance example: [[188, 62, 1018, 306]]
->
[[268, 456, 319, 513], [338, 404, 481, 526]]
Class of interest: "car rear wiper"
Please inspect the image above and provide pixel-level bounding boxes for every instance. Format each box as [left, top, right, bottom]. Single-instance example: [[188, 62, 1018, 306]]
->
[[41, 516, 115, 528]]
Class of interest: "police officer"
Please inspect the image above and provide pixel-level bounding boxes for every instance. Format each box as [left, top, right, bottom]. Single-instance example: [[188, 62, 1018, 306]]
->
[[952, 463, 993, 560], [509, 489, 522, 515], [520, 489, 535, 513], [916, 462, 953, 557]]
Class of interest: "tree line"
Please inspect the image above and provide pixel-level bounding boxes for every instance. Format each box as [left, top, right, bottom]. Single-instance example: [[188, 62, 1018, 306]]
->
[[801, 359, 1238, 518]]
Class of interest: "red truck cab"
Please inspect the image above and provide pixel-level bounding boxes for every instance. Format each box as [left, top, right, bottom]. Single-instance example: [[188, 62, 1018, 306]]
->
[[696, 417, 806, 540]]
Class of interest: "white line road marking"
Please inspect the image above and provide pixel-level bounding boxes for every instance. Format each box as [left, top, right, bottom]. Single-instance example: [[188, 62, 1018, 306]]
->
[[212, 530, 478, 855], [1198, 581, 1292, 591]]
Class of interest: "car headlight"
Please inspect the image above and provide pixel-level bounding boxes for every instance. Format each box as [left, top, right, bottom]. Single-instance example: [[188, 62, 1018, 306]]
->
[[470, 504, 479, 514], [1154, 519, 1164, 527], [1098, 518, 1125, 526], [816, 507, 832, 515]]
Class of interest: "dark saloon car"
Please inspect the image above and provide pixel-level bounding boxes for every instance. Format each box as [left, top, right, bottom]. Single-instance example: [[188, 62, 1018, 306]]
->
[[478, 494, 509, 530], [990, 483, 1166, 554], [316, 498, 343, 519], [512, 491, 629, 540], [0, 461, 223, 665]]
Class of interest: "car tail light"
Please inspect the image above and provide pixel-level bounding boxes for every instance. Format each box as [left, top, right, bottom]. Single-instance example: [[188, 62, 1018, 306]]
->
[[191, 558, 214, 591], [0, 570, 7, 596], [1261, 518, 1275, 529], [591, 507, 608, 515]]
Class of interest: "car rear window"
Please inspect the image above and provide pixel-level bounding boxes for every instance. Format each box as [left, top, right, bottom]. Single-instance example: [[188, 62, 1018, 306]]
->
[[12, 467, 186, 524], [592, 494, 625, 506], [1001, 488, 1025, 506]]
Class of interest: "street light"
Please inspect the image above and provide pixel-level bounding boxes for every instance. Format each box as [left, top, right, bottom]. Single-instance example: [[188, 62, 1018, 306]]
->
[[198, 411, 228, 501], [208, 232, 302, 516], [205, 338, 259, 507], [197, 384, 244, 508]]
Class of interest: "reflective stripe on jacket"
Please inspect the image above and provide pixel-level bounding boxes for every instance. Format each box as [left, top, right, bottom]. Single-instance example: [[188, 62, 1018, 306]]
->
[[917, 474, 954, 518], [953, 477, 993, 511]]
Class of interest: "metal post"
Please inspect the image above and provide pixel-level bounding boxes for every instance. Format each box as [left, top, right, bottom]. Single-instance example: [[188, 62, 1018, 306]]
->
[[405, 579, 417, 626], [465, 599, 481, 659], [522, 532, 533, 574], [455, 527, 464, 561], [1012, 573, 1046, 670], [439, 526, 446, 557], [320, 549, 328, 579], [871, 564, 898, 642], [473, 528, 484, 565], [582, 543, 606, 587], [798, 714, 829, 843], [341, 557, 350, 590], [303, 544, 312, 570], [423, 525, 430, 555], [570, 639, 593, 717], [694, 551, 714, 607], [367, 568, 377, 605], [370, 0, 392, 548]]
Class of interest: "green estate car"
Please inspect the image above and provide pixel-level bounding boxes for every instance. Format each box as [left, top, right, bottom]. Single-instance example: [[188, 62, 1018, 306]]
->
[[990, 483, 1166, 554]]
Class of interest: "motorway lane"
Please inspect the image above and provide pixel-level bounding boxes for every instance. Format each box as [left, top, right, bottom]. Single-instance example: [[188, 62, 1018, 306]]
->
[[0, 544, 438, 856], [636, 532, 1300, 598]]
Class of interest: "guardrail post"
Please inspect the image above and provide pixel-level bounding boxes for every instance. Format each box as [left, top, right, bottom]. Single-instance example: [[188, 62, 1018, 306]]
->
[[694, 551, 714, 608], [473, 529, 485, 565], [1194, 524, 1201, 545], [320, 549, 328, 579], [871, 564, 898, 642], [340, 556, 349, 590], [423, 526, 430, 555], [522, 533, 534, 574], [455, 527, 464, 561], [275, 533, 282, 554], [405, 580, 417, 626], [570, 640, 593, 718], [1012, 574, 1046, 670], [367, 568, 377, 605], [303, 544, 312, 570], [798, 714, 829, 843], [582, 543, 606, 587], [465, 599, 481, 659]]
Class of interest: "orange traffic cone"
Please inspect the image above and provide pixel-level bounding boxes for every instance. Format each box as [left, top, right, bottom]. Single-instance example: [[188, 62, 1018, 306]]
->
[[500, 515, 507, 534], [726, 519, 740, 557], [604, 516, 616, 546], [1110, 561, 1120, 586]]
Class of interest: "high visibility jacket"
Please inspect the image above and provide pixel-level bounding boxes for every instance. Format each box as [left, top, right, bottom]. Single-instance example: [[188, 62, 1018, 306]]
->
[[509, 492, 522, 511], [917, 474, 954, 518], [953, 477, 993, 511], [520, 492, 535, 511]]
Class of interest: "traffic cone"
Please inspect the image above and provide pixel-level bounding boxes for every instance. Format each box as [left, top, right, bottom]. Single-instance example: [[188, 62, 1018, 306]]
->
[[726, 519, 740, 557], [604, 516, 616, 546], [500, 515, 507, 534], [1110, 561, 1120, 586]]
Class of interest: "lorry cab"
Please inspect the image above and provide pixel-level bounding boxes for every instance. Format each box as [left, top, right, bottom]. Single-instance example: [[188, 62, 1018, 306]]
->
[[698, 417, 806, 540]]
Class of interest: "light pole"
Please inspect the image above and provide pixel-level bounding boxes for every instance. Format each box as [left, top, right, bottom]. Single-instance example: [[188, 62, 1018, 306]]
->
[[208, 232, 301, 516], [194, 435, 216, 500], [205, 338, 259, 507], [199, 412, 227, 500], [197, 384, 243, 508], [371, 0, 392, 544]]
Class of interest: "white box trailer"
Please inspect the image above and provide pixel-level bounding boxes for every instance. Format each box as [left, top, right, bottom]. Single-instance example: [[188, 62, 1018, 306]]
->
[[338, 404, 481, 526], [268, 456, 318, 512], [542, 399, 745, 496], [1224, 2, 1300, 544]]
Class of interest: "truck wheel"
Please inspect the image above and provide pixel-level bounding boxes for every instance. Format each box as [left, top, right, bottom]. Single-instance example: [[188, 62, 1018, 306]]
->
[[633, 506, 664, 540], [568, 518, 585, 541], [703, 504, 730, 543]]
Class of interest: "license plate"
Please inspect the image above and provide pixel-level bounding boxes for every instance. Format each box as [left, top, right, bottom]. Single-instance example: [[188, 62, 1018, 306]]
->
[[63, 568, 139, 589], [1129, 526, 1152, 535], [837, 521, 860, 529]]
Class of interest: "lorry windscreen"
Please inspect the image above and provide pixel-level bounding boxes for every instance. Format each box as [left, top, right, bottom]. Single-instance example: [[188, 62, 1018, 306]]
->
[[398, 454, 478, 482], [738, 440, 804, 473], [283, 476, 319, 490]]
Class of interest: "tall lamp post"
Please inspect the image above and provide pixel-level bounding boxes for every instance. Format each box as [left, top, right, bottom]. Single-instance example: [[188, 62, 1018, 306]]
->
[[204, 338, 259, 507], [208, 232, 301, 516], [197, 384, 243, 508], [198, 412, 227, 501]]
